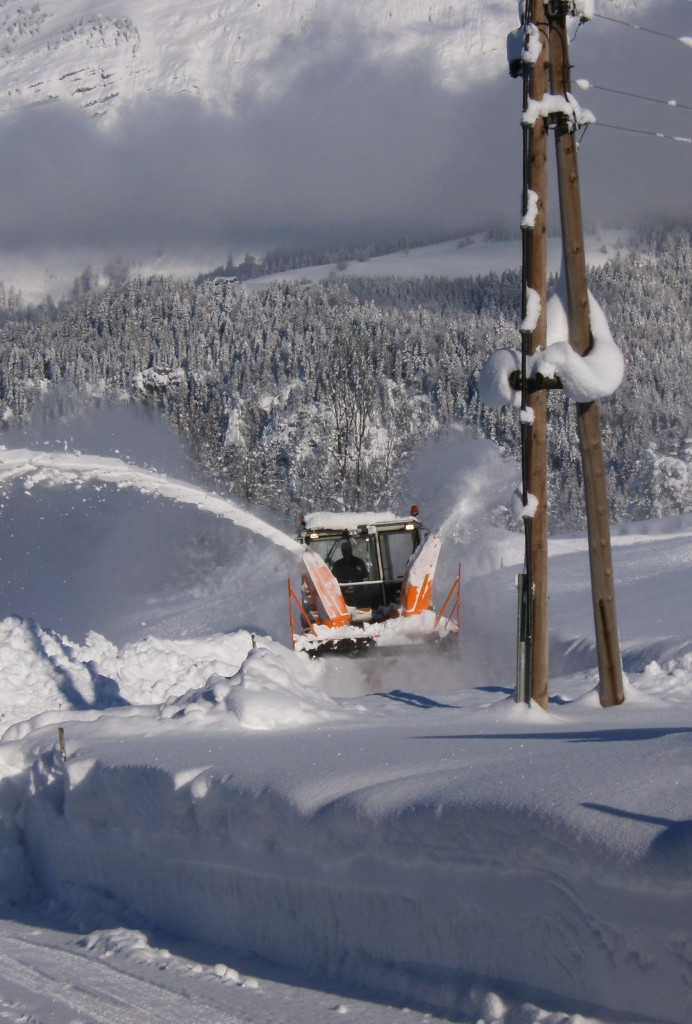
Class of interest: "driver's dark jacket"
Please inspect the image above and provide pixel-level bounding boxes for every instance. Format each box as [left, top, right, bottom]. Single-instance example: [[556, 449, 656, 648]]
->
[[332, 555, 368, 585]]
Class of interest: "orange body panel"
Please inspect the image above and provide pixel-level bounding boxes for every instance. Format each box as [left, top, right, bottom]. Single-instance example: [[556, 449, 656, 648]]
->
[[399, 535, 441, 617], [301, 548, 350, 627]]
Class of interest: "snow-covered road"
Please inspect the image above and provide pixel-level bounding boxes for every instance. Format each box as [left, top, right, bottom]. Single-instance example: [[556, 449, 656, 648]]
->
[[0, 915, 431, 1024], [0, 921, 244, 1024]]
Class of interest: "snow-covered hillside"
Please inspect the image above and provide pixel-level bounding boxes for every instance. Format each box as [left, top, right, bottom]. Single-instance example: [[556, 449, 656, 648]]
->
[[2, 431, 692, 1023], [246, 229, 630, 288], [0, 0, 521, 120], [0, 0, 656, 121]]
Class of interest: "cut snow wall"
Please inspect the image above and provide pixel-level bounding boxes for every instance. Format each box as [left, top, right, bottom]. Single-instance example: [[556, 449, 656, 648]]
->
[[21, 753, 692, 1024]]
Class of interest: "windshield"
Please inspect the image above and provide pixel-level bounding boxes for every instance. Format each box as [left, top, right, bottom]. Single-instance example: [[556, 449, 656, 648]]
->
[[306, 536, 340, 564], [307, 535, 377, 578], [380, 528, 419, 580], [305, 527, 420, 582]]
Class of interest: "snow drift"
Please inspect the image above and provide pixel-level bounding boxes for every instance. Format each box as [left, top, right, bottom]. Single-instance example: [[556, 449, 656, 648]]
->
[[12, 642, 692, 1024], [1, 440, 692, 1023]]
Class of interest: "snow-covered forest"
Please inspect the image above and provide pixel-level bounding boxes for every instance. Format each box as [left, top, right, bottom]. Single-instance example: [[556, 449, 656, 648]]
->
[[0, 223, 690, 527]]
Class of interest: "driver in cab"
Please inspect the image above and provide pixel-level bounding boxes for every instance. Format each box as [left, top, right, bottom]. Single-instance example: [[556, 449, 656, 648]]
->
[[332, 540, 368, 585]]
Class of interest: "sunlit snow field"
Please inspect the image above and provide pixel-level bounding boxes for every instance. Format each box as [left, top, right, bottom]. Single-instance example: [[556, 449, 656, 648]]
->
[[0, 411, 691, 1024]]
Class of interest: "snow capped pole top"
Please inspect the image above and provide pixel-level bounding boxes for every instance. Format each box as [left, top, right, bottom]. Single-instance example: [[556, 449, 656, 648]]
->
[[573, 1, 595, 20]]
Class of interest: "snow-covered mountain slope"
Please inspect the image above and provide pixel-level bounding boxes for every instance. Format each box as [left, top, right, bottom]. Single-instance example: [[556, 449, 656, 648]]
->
[[0, 0, 653, 123], [247, 228, 630, 288], [0, 227, 631, 306], [0, 0, 528, 121]]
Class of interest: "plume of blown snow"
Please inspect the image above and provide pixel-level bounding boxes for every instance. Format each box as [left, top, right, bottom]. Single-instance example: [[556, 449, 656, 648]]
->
[[405, 429, 520, 580], [405, 430, 522, 690]]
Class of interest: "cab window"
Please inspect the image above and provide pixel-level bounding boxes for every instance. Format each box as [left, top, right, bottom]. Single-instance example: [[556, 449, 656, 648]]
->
[[380, 529, 419, 580]]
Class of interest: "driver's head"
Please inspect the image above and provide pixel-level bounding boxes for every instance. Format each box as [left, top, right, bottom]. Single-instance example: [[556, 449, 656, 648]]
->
[[341, 541, 353, 557]]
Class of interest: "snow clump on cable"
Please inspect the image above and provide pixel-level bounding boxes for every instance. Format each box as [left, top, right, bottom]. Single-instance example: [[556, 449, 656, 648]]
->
[[479, 288, 624, 408], [537, 289, 625, 401]]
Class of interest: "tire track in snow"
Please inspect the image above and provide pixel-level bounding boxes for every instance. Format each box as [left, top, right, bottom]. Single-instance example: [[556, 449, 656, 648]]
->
[[0, 930, 245, 1024], [0, 921, 430, 1024]]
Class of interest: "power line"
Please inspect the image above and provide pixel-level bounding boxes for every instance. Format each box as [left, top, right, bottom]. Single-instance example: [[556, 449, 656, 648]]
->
[[591, 121, 692, 144], [593, 12, 692, 48], [575, 79, 692, 112]]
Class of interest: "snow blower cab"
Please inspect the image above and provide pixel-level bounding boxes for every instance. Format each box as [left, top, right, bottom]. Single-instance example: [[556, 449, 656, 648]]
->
[[288, 509, 460, 655]]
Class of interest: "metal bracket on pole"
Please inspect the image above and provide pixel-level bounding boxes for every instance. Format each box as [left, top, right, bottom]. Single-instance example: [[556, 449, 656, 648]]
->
[[515, 573, 532, 705]]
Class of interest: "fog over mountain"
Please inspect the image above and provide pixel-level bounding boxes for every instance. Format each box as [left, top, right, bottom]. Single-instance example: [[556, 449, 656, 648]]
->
[[0, 0, 688, 298]]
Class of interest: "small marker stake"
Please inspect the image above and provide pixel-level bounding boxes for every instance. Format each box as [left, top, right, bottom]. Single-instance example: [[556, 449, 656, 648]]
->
[[57, 726, 67, 763]]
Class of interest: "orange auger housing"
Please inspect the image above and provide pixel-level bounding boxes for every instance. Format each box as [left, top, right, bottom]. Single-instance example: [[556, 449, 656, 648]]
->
[[288, 509, 460, 656]]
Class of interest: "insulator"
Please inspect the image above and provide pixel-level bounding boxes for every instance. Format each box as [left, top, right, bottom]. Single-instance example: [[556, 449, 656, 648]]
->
[[546, 1, 573, 15]]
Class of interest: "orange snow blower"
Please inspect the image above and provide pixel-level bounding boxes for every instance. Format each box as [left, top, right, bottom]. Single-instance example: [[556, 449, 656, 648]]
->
[[288, 509, 460, 656]]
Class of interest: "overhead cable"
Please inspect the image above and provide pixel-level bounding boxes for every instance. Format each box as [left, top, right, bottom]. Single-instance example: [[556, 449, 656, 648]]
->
[[593, 13, 692, 48], [592, 121, 692, 144], [575, 79, 692, 112]]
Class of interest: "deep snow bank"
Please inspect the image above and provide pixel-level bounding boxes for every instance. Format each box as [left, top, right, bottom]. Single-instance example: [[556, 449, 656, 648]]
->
[[10, 633, 692, 1024], [0, 616, 266, 730]]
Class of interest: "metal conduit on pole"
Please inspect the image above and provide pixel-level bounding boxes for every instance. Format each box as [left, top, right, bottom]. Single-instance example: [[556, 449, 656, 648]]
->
[[547, 5, 625, 708]]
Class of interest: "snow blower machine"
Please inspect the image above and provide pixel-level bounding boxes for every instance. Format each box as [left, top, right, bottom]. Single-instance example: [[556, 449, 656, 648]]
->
[[288, 508, 460, 656]]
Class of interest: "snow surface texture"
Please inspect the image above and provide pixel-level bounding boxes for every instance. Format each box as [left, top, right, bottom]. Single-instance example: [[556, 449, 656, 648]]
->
[[2, 438, 692, 1022], [0, 0, 647, 122]]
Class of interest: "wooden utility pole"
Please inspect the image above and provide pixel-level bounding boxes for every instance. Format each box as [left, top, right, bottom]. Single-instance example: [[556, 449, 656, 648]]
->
[[523, 0, 550, 709], [548, 8, 625, 707]]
